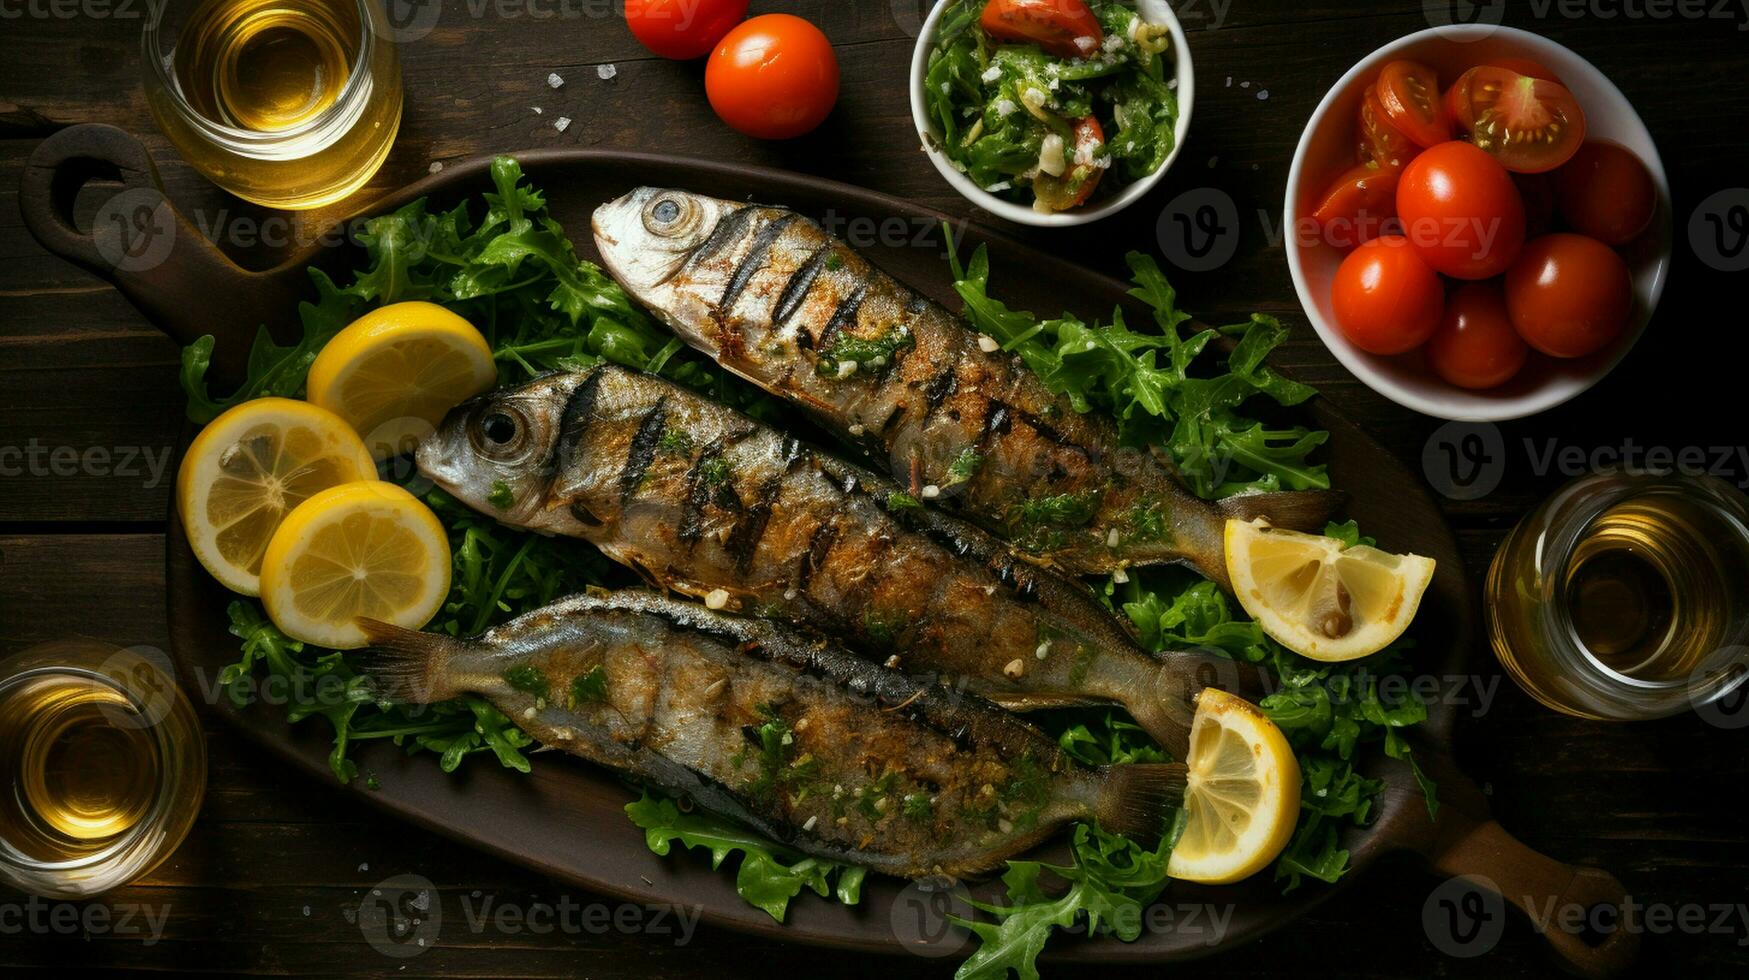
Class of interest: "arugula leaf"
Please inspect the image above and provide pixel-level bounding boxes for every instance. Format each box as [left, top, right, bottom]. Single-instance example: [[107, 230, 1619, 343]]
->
[[626, 793, 865, 923]]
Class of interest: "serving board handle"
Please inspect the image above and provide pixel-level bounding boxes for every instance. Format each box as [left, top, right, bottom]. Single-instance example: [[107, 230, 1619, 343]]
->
[[1407, 747, 1641, 978], [19, 123, 305, 387]]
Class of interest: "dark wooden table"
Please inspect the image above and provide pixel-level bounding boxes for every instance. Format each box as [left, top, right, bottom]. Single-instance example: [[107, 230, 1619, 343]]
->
[[3, 1, 1747, 976]]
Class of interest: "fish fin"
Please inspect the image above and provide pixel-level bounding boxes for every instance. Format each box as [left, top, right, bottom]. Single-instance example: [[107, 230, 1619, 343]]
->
[[355, 618, 461, 704], [1124, 654, 1273, 758], [1216, 489, 1347, 534], [1096, 763, 1189, 849]]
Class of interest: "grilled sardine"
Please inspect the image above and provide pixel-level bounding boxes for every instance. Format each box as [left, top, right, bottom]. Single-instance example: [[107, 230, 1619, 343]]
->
[[590, 188, 1341, 590], [417, 365, 1262, 755], [358, 591, 1185, 878]]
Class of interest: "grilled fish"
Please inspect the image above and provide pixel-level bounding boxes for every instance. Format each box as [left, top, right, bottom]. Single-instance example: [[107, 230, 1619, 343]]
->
[[358, 591, 1185, 878], [417, 365, 1262, 756], [590, 188, 1341, 590]]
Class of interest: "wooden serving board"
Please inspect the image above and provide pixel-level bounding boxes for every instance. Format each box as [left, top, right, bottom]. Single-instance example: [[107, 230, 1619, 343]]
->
[[20, 124, 1635, 975]]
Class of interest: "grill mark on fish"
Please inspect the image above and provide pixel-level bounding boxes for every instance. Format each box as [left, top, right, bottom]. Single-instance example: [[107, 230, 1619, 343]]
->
[[796, 519, 840, 594], [618, 396, 668, 502], [923, 362, 959, 417], [977, 401, 1013, 461], [720, 212, 799, 313], [814, 284, 869, 355], [686, 204, 759, 272], [774, 245, 830, 329], [726, 474, 784, 573], [551, 369, 604, 477], [679, 440, 730, 545]]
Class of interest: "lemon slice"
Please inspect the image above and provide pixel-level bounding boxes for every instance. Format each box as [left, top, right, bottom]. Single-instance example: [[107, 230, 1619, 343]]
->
[[259, 481, 451, 649], [1167, 688, 1301, 884], [305, 301, 497, 459], [176, 398, 378, 596], [1225, 518, 1435, 662]]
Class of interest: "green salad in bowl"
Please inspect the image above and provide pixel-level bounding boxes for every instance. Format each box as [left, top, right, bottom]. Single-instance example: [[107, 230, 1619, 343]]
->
[[916, 0, 1187, 221]]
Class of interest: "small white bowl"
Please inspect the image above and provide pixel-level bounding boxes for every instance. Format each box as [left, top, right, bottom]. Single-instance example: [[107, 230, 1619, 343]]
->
[[909, 0, 1194, 227], [1285, 25, 1670, 422]]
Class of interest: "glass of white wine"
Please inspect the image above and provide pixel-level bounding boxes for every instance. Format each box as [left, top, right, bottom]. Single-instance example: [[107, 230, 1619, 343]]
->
[[142, 0, 404, 210], [0, 642, 205, 899]]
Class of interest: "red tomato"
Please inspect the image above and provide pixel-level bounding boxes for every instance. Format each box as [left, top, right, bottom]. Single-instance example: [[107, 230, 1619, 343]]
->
[[1331, 236, 1445, 355], [624, 0, 748, 60], [1449, 66, 1587, 173], [1487, 57, 1561, 83], [706, 14, 839, 140], [1033, 116, 1106, 211], [980, 0, 1105, 60], [1376, 60, 1450, 148], [1396, 141, 1526, 279], [1555, 141, 1656, 246], [1358, 84, 1419, 169], [1504, 233, 1632, 358], [1427, 282, 1529, 389], [1310, 164, 1400, 249], [1513, 171, 1557, 239]]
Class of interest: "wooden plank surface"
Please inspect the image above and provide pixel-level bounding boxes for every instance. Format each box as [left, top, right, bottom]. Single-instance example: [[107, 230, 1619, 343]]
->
[[4, 0, 1749, 975]]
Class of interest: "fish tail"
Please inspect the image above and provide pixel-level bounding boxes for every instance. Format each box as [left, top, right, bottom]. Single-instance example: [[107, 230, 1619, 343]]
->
[[1216, 489, 1346, 534], [1122, 654, 1274, 758], [1095, 763, 1189, 848], [355, 618, 462, 704]]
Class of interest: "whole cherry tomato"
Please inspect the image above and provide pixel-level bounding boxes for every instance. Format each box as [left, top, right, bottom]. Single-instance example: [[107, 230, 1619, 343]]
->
[[1309, 164, 1400, 249], [1396, 141, 1526, 279], [706, 14, 839, 140], [1555, 141, 1656, 246], [1331, 235, 1445, 355], [624, 0, 748, 60], [1504, 233, 1632, 358], [1427, 281, 1529, 389]]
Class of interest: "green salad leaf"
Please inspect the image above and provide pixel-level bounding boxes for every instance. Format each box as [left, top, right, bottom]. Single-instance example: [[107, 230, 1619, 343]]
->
[[627, 793, 866, 923]]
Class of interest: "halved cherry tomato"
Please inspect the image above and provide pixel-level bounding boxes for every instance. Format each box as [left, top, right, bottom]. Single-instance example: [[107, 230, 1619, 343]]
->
[[1376, 60, 1450, 148], [1358, 84, 1419, 170], [1396, 141, 1525, 279], [1033, 116, 1106, 211], [1504, 233, 1632, 358], [1555, 141, 1656, 246], [1449, 66, 1587, 173], [980, 0, 1104, 60], [1486, 57, 1560, 83], [1310, 164, 1400, 248], [1427, 282, 1529, 389], [1514, 171, 1557, 239], [1331, 235, 1444, 355]]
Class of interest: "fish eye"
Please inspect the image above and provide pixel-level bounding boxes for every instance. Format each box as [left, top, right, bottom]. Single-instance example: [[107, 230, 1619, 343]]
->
[[469, 404, 535, 462], [642, 194, 698, 238], [483, 413, 517, 444]]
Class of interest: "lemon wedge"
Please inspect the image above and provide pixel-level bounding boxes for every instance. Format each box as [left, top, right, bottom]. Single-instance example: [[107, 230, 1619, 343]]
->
[[1167, 688, 1301, 884], [177, 398, 378, 596], [1225, 518, 1435, 662], [259, 481, 451, 649], [305, 301, 497, 459]]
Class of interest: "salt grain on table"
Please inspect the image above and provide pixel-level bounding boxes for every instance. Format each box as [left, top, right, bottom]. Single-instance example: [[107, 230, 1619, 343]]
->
[[597, 63, 617, 80], [555, 116, 571, 132], [547, 72, 564, 89], [428, 161, 442, 174], [1257, 89, 1270, 100]]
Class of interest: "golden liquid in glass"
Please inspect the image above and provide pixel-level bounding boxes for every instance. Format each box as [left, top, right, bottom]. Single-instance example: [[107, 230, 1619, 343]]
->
[[149, 0, 402, 209], [0, 673, 162, 863]]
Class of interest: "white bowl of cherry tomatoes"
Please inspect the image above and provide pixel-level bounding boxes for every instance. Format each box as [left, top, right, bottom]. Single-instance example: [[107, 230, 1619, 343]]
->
[[1286, 25, 1670, 421]]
